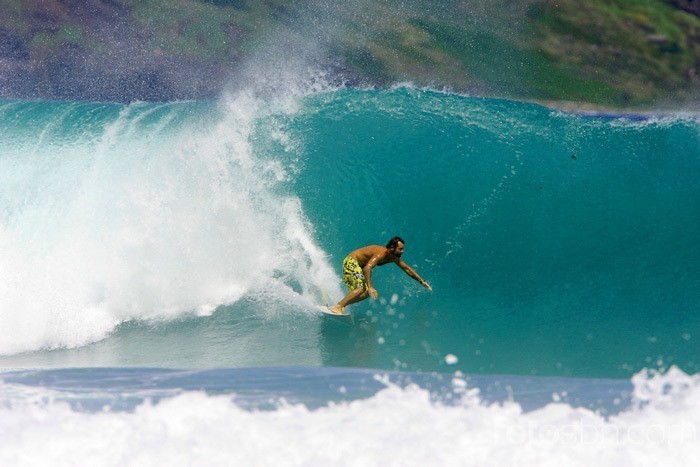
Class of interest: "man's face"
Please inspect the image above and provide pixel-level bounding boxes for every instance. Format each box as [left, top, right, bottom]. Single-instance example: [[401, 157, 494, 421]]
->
[[391, 242, 405, 257]]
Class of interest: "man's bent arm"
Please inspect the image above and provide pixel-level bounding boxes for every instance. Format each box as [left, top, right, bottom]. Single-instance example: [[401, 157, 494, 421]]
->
[[363, 254, 383, 297]]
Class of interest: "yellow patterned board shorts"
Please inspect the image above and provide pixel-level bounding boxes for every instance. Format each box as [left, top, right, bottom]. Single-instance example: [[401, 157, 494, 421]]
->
[[342, 256, 366, 291]]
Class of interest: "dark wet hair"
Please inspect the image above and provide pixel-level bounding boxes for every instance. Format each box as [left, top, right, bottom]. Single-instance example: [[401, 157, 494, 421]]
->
[[386, 236, 405, 249]]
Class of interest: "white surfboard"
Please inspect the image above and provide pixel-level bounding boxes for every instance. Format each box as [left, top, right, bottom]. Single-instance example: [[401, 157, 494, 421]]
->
[[316, 305, 353, 323]]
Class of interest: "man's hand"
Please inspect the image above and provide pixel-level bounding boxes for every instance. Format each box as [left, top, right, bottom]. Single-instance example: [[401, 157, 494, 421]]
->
[[368, 287, 379, 299], [421, 280, 432, 291]]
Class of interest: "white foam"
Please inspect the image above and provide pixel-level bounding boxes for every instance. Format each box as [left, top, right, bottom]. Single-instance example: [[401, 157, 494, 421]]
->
[[0, 92, 342, 355], [0, 367, 696, 466]]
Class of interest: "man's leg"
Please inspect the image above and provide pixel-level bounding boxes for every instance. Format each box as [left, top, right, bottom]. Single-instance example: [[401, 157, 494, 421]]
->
[[331, 286, 368, 314], [330, 256, 368, 314]]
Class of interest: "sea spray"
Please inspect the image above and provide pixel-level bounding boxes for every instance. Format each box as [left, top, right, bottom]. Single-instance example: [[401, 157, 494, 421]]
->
[[0, 93, 341, 355]]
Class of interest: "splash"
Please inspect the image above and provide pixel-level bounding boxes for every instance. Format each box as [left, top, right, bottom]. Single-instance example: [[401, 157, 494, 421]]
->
[[0, 92, 341, 355]]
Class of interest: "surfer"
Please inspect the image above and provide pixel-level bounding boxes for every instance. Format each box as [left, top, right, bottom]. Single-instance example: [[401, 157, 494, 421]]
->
[[329, 236, 432, 314]]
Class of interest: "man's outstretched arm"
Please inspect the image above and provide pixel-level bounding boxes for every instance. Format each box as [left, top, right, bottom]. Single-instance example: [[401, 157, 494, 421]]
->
[[396, 259, 432, 290]]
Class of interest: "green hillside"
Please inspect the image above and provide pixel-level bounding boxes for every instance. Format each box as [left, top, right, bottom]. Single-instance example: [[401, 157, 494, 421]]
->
[[0, 0, 697, 109]]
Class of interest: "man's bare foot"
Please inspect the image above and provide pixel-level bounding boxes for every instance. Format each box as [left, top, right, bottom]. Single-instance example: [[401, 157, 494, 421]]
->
[[329, 305, 345, 315]]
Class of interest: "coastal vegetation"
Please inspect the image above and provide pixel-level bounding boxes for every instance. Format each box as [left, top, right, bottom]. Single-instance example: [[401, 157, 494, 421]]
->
[[0, 0, 697, 109]]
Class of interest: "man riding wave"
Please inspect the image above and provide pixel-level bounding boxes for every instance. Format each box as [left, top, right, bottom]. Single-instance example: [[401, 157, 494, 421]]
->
[[330, 236, 431, 314]]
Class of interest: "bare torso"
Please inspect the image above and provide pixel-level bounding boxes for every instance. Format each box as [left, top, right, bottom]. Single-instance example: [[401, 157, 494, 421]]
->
[[348, 245, 397, 268]]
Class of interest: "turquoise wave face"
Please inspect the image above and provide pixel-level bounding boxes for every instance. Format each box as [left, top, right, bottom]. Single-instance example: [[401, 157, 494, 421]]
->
[[0, 89, 698, 378], [276, 88, 700, 377]]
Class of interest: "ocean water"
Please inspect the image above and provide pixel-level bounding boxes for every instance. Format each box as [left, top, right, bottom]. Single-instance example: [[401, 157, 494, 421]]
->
[[1, 86, 698, 464]]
